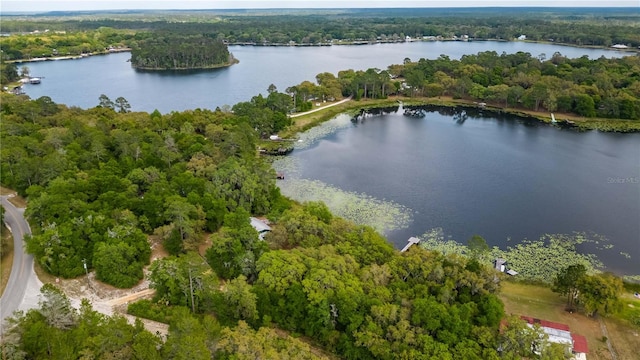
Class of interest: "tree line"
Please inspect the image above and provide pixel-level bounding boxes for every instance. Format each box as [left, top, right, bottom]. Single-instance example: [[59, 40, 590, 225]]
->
[[1, 7, 638, 52], [2, 283, 329, 359], [130, 33, 235, 70], [283, 51, 640, 123]]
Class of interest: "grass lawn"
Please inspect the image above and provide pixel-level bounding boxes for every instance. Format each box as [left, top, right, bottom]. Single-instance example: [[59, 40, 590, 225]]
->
[[500, 280, 640, 360]]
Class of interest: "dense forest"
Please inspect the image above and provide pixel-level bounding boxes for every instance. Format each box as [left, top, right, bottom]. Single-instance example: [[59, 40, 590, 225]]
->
[[1, 8, 639, 61], [130, 34, 235, 70], [0, 91, 290, 282]]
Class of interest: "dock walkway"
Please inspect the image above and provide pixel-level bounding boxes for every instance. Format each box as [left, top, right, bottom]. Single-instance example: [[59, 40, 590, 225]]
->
[[401, 237, 421, 252]]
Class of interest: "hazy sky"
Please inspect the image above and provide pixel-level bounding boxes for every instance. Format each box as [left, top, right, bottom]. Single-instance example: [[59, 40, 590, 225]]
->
[[2, 0, 638, 12]]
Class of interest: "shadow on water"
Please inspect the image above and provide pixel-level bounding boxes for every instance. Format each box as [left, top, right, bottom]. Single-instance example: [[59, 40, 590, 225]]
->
[[351, 106, 400, 124], [133, 66, 230, 77], [352, 103, 545, 128]]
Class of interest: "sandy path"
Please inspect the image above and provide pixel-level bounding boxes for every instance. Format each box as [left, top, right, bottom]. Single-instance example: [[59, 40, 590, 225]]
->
[[289, 96, 352, 118]]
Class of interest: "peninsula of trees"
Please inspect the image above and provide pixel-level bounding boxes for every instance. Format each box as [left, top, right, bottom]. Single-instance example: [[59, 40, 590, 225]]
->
[[130, 34, 236, 70], [280, 52, 640, 131]]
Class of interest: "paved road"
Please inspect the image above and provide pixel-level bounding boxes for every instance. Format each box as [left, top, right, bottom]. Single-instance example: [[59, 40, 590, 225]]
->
[[0, 196, 163, 336], [0, 195, 37, 323]]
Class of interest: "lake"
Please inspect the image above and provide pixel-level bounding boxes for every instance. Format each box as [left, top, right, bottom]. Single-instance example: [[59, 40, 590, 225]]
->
[[21, 41, 630, 113], [275, 108, 640, 276], [18, 41, 640, 275]]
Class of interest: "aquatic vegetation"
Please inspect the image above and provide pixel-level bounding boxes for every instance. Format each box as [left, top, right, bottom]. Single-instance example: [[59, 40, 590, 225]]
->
[[273, 113, 413, 233], [623, 274, 640, 283], [270, 155, 302, 178], [278, 178, 413, 233], [292, 114, 353, 150], [419, 230, 614, 284]]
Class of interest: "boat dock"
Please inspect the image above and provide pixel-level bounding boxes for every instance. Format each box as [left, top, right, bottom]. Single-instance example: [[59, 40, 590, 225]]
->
[[401, 237, 421, 253]]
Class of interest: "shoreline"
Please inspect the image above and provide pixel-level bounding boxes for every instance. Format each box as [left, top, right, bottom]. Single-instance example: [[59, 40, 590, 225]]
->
[[9, 48, 132, 64], [228, 38, 639, 54], [285, 96, 640, 134], [279, 99, 640, 279], [6, 38, 637, 64], [131, 58, 239, 71]]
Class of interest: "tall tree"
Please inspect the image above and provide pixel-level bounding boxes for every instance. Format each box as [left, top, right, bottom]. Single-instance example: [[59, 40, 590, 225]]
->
[[577, 273, 623, 316], [98, 94, 115, 110], [115, 96, 132, 113], [552, 264, 586, 311]]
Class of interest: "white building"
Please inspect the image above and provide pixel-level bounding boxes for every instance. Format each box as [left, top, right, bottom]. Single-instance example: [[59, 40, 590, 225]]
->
[[250, 217, 271, 240]]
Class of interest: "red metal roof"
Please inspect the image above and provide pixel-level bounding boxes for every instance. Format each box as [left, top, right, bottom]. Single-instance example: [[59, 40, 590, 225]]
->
[[520, 316, 570, 331], [540, 319, 570, 331], [519, 316, 589, 354], [571, 334, 589, 354]]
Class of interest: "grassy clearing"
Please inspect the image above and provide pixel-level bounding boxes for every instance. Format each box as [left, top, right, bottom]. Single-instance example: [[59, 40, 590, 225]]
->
[[604, 316, 640, 360], [500, 280, 640, 360], [282, 97, 402, 137]]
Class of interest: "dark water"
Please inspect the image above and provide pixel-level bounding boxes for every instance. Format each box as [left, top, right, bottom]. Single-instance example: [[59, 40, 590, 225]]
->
[[290, 108, 640, 275], [21, 41, 630, 113]]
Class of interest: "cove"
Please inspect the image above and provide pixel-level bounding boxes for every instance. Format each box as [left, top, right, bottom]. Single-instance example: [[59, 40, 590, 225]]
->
[[275, 106, 640, 276]]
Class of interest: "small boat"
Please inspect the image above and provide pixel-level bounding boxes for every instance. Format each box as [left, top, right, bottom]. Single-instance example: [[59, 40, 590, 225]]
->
[[29, 77, 41, 84]]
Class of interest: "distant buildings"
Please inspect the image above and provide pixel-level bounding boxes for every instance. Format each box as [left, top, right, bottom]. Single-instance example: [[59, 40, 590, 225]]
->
[[611, 44, 629, 49]]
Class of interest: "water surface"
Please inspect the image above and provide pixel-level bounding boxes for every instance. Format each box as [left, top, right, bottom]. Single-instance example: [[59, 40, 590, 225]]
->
[[21, 41, 630, 113], [277, 107, 640, 275]]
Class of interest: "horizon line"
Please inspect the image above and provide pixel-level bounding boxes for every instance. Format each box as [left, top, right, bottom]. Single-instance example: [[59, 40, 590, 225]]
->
[[3, 6, 639, 13]]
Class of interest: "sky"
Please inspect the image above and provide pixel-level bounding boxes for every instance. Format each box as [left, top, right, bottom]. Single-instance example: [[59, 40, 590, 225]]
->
[[1, 0, 638, 12]]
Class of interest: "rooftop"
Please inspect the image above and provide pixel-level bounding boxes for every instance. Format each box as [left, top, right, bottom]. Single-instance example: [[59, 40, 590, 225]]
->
[[520, 316, 588, 354], [250, 217, 271, 234]]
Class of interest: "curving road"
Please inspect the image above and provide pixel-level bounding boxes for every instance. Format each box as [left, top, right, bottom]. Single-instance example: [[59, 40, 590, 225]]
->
[[0, 195, 38, 324]]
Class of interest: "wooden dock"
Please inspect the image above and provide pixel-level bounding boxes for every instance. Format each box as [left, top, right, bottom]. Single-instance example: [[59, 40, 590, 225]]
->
[[401, 237, 421, 253]]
